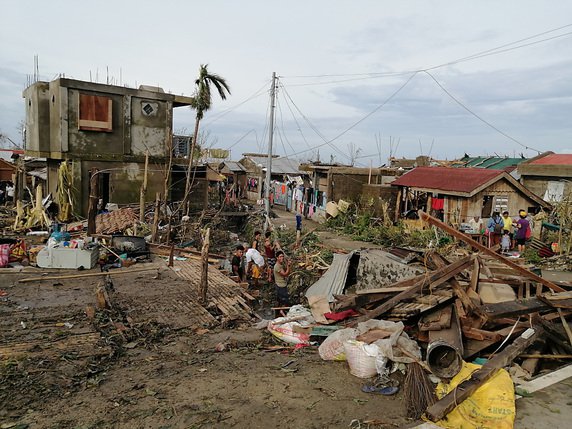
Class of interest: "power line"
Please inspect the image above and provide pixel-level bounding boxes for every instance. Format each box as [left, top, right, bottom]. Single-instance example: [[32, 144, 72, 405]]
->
[[279, 83, 353, 162], [281, 24, 572, 85], [423, 70, 542, 153], [276, 73, 417, 160], [203, 80, 271, 126], [277, 84, 314, 152]]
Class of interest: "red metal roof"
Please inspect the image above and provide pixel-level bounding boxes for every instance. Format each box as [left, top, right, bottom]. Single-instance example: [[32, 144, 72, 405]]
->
[[391, 166, 503, 193], [530, 154, 572, 165]]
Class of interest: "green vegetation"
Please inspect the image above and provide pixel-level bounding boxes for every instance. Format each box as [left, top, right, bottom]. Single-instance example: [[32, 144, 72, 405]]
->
[[325, 204, 440, 249]]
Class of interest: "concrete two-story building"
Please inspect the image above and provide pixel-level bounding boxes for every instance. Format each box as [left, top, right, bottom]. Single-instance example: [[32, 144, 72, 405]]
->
[[23, 78, 197, 216]]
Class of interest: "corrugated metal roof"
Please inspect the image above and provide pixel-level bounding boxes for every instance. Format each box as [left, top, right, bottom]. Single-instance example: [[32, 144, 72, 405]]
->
[[246, 156, 302, 175], [530, 154, 572, 165], [305, 251, 355, 302], [458, 156, 526, 169], [391, 166, 503, 193], [222, 161, 245, 172]]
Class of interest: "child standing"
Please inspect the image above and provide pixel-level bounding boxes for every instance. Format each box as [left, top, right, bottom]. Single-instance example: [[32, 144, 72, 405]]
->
[[501, 230, 511, 254]]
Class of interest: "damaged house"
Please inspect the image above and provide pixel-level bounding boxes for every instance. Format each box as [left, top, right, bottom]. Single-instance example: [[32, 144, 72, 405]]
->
[[517, 152, 572, 203], [238, 153, 305, 208], [299, 163, 401, 221], [22, 78, 201, 216], [390, 166, 550, 224]]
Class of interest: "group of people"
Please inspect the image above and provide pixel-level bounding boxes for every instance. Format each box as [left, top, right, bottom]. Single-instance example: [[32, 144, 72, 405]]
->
[[230, 230, 292, 306], [470, 210, 531, 254]]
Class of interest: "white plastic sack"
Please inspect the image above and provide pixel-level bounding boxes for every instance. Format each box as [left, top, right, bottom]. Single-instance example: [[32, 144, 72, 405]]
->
[[343, 340, 378, 378], [267, 305, 315, 345], [318, 328, 358, 361]]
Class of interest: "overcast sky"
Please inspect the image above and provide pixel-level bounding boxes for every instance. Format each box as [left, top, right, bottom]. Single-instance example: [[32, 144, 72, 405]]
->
[[1, 1, 571, 166]]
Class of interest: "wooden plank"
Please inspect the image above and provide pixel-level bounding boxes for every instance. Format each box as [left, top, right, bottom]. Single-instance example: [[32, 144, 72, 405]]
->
[[429, 253, 485, 319], [419, 305, 453, 331], [419, 211, 564, 292], [483, 297, 552, 319], [536, 317, 572, 354], [19, 266, 159, 283], [426, 326, 542, 422], [355, 286, 412, 295], [353, 256, 473, 324], [516, 363, 572, 394]]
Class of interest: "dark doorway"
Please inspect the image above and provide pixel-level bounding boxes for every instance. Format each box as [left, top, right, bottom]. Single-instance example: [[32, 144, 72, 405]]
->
[[481, 195, 493, 218]]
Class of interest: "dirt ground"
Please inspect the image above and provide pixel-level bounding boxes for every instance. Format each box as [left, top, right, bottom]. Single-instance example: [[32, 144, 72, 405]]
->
[[3, 208, 571, 429], [0, 213, 411, 429]]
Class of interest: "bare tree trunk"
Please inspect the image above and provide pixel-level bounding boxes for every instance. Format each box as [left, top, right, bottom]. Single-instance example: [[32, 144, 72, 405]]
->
[[182, 117, 201, 216], [139, 151, 149, 223], [87, 168, 99, 235], [200, 227, 210, 304], [163, 135, 174, 222], [151, 192, 161, 243]]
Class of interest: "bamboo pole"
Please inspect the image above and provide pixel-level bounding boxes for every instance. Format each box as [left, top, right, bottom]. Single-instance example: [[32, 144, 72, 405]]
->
[[139, 151, 149, 223], [200, 228, 210, 304], [151, 192, 161, 243], [87, 168, 99, 235]]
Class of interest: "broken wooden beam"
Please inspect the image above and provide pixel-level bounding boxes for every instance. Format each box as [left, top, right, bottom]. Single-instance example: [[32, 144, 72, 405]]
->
[[428, 253, 486, 320], [419, 211, 564, 292], [482, 297, 551, 319]]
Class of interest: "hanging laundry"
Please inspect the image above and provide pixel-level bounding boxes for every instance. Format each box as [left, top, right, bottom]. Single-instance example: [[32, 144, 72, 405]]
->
[[432, 198, 445, 210]]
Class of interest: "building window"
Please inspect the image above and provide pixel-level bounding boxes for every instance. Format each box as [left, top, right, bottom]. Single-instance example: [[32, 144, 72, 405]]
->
[[493, 195, 508, 213], [78, 94, 112, 132]]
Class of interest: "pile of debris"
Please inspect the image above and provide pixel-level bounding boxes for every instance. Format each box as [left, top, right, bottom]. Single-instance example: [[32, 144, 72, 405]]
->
[[262, 212, 572, 426]]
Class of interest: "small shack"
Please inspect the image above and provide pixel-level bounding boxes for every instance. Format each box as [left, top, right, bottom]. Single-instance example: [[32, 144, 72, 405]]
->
[[390, 166, 550, 224], [518, 152, 572, 203]]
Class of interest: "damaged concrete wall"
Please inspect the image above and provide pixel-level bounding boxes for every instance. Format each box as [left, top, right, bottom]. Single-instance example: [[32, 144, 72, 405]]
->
[[22, 82, 51, 156], [23, 78, 193, 216]]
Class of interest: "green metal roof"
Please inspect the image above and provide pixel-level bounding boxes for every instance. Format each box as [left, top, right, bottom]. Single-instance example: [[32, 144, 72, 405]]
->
[[455, 156, 526, 170]]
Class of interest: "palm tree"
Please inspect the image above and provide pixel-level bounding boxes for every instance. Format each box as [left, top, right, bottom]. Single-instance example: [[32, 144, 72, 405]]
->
[[182, 64, 231, 214]]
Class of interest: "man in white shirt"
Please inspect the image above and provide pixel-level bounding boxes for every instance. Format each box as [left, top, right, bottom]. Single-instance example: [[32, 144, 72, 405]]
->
[[245, 245, 265, 288], [6, 183, 14, 203]]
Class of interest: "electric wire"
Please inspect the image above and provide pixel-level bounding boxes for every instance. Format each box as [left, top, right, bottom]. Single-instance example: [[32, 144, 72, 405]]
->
[[423, 70, 542, 153], [275, 97, 298, 157], [203, 80, 271, 126], [282, 24, 572, 82], [277, 84, 314, 152]]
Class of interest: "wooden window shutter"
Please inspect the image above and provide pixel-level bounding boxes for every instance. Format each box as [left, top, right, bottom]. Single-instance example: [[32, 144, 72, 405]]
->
[[78, 94, 112, 132]]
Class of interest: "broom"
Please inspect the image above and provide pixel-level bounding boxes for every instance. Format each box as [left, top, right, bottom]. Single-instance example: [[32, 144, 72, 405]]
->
[[404, 361, 436, 419]]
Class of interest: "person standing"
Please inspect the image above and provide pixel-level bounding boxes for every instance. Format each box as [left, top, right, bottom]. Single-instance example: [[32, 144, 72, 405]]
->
[[245, 244, 265, 288], [264, 231, 279, 282], [251, 230, 262, 252], [514, 210, 530, 254], [231, 245, 245, 282], [501, 230, 511, 254], [6, 182, 14, 204], [501, 211, 514, 248], [274, 251, 292, 306], [487, 211, 504, 247]]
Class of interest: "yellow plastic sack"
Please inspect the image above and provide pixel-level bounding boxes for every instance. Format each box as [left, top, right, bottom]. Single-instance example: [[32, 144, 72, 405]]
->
[[433, 361, 515, 429]]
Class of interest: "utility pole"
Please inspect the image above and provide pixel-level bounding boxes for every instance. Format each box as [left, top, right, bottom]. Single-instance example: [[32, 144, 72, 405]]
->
[[264, 72, 277, 231]]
